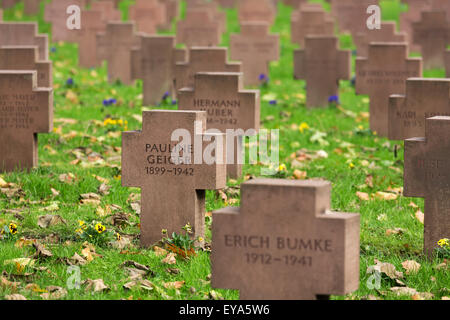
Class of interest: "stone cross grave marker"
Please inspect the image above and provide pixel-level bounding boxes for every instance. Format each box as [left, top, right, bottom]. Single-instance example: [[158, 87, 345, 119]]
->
[[218, 0, 236, 8], [174, 47, 241, 93], [400, 0, 432, 53], [0, 46, 52, 88], [122, 110, 227, 246], [291, 5, 334, 48], [176, 9, 221, 47], [230, 22, 279, 86], [330, 0, 379, 36], [404, 116, 450, 256], [412, 11, 450, 69], [24, 0, 41, 16], [354, 22, 406, 58], [178, 72, 260, 178], [129, 0, 166, 35], [238, 0, 275, 25], [294, 36, 351, 108], [186, 0, 226, 34], [97, 22, 140, 85], [131, 35, 187, 106], [44, 0, 86, 42], [158, 0, 178, 29], [1, 0, 18, 9], [389, 78, 450, 140], [91, 0, 121, 23], [211, 178, 360, 300], [0, 71, 53, 172], [74, 10, 105, 68], [283, 0, 307, 9], [0, 22, 49, 60], [356, 42, 422, 137]]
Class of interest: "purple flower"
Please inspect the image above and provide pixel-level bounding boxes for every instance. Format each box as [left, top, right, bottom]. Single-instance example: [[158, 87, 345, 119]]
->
[[66, 78, 74, 86], [328, 95, 339, 104], [269, 100, 277, 105], [103, 98, 117, 106], [259, 73, 267, 81], [162, 91, 170, 100], [171, 99, 177, 105], [50, 47, 57, 53]]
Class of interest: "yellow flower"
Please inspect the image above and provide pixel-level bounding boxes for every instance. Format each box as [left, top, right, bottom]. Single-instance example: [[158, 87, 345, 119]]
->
[[437, 238, 449, 248], [358, 125, 364, 130], [299, 122, 310, 133], [198, 237, 204, 242], [161, 229, 168, 235], [9, 223, 18, 235], [278, 164, 287, 172], [75, 228, 84, 234], [349, 162, 355, 169], [95, 223, 105, 234], [116, 233, 122, 241]]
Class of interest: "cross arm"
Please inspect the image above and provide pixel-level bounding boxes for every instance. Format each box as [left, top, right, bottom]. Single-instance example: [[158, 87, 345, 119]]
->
[[238, 90, 260, 131], [33, 87, 53, 134], [293, 49, 306, 80], [337, 49, 351, 81], [34, 35, 49, 60], [388, 94, 406, 140], [404, 137, 426, 198], [35, 60, 52, 88], [130, 47, 143, 81], [355, 58, 369, 95], [121, 130, 145, 188], [406, 58, 423, 77]]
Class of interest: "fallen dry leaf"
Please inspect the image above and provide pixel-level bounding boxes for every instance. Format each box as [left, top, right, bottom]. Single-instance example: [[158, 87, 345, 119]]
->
[[402, 260, 421, 275], [161, 252, 176, 265], [390, 286, 417, 296], [356, 191, 370, 201], [153, 246, 168, 257], [5, 294, 27, 300], [374, 192, 398, 201], [33, 242, 53, 259], [293, 169, 307, 180], [415, 210, 424, 224], [83, 279, 109, 292], [163, 281, 185, 290], [37, 214, 66, 228], [386, 228, 404, 236], [41, 286, 67, 299]]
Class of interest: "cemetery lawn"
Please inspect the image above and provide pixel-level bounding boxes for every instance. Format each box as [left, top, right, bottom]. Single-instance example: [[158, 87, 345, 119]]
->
[[0, 0, 449, 300]]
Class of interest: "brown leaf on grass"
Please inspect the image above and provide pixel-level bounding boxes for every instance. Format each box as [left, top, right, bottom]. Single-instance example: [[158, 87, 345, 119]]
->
[[25, 283, 47, 293], [83, 279, 109, 292], [386, 228, 404, 236], [39, 202, 60, 212], [69, 253, 87, 266], [409, 202, 419, 208], [130, 202, 141, 215], [124, 267, 147, 280], [390, 286, 417, 296], [153, 246, 167, 257], [98, 183, 110, 196], [15, 238, 35, 248], [402, 260, 421, 275], [415, 210, 424, 224], [109, 212, 129, 227], [59, 173, 76, 184], [163, 281, 185, 289], [412, 292, 434, 300], [37, 214, 66, 228], [40, 286, 67, 300], [293, 169, 307, 180], [374, 192, 398, 201], [5, 294, 27, 300], [33, 242, 53, 259], [50, 188, 60, 197], [161, 252, 176, 265], [166, 268, 180, 275], [110, 235, 132, 249], [356, 191, 370, 201], [368, 259, 403, 280], [80, 193, 101, 206], [0, 276, 20, 291], [121, 260, 150, 272], [365, 175, 374, 188]]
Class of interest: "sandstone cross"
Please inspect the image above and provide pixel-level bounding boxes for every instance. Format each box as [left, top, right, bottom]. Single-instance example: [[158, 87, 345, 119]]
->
[[131, 35, 187, 106], [0, 22, 49, 60], [294, 36, 351, 108], [122, 110, 227, 246], [158, 0, 179, 29], [176, 9, 221, 47], [230, 22, 279, 86], [174, 47, 241, 93], [283, 0, 307, 9], [178, 72, 260, 178], [399, 0, 432, 53], [291, 5, 334, 48], [129, 0, 166, 35], [389, 78, 450, 140], [97, 22, 140, 85], [74, 10, 106, 68], [186, 0, 226, 34], [0, 9, 3, 20], [330, 0, 379, 36], [354, 22, 406, 58], [0, 46, 52, 88], [1, 0, 18, 9], [90, 0, 121, 23], [356, 42, 422, 137], [404, 116, 450, 256], [212, 178, 360, 300], [0, 71, 53, 172], [412, 11, 450, 69], [238, 0, 275, 25], [44, 0, 86, 42], [24, 0, 41, 16]]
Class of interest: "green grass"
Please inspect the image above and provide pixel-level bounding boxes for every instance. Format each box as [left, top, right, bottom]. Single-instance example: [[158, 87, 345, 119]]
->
[[0, 0, 449, 300]]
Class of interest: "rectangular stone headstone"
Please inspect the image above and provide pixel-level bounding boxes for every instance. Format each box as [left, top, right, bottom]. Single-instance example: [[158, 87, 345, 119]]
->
[[176, 9, 221, 47], [178, 72, 260, 178], [175, 47, 241, 93], [404, 116, 450, 256], [294, 36, 351, 108], [186, 0, 226, 35], [74, 10, 106, 68], [291, 5, 335, 48], [129, 0, 166, 35], [97, 22, 141, 85], [238, 0, 276, 25], [1, 0, 18, 9], [389, 78, 450, 140], [0, 71, 53, 172], [0, 22, 49, 60], [412, 11, 450, 69], [354, 22, 406, 58], [90, 0, 121, 23], [44, 0, 86, 42], [356, 42, 422, 137], [122, 110, 227, 246], [0, 46, 52, 88], [212, 178, 360, 300], [131, 35, 187, 105], [230, 22, 279, 86]]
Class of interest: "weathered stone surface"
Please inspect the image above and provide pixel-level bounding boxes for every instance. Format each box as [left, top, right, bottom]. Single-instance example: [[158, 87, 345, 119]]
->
[[0, 22, 49, 60], [129, 0, 166, 34], [291, 5, 334, 47], [176, 9, 221, 47]]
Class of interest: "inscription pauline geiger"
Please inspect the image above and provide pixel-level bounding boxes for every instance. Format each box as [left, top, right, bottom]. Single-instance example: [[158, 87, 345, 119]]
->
[[144, 143, 195, 176]]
